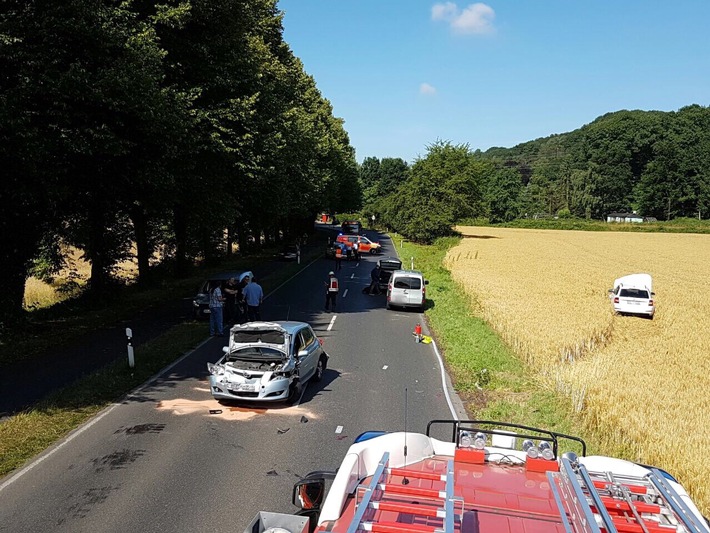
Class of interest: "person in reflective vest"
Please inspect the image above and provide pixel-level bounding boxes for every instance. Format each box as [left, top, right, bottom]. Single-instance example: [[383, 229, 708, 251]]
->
[[324, 271, 339, 311], [334, 244, 343, 271]]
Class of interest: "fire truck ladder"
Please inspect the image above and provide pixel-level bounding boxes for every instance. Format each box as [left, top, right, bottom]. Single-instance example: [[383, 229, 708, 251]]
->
[[551, 456, 710, 533], [346, 451, 462, 533]]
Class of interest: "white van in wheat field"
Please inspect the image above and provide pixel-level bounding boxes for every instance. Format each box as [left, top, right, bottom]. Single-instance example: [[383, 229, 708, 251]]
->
[[608, 273, 655, 319], [386, 270, 428, 311]]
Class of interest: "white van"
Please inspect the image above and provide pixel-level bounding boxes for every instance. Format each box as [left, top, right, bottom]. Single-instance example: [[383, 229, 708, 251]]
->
[[608, 273, 655, 318], [386, 270, 428, 311]]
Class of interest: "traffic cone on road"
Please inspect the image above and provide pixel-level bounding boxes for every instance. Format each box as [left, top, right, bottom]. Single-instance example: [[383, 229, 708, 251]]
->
[[413, 323, 423, 343]]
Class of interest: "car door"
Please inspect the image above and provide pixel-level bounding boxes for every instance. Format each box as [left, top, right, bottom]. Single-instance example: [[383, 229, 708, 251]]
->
[[294, 327, 317, 381], [407, 276, 424, 306]]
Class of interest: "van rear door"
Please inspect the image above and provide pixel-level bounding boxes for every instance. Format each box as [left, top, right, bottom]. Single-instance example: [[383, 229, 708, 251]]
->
[[405, 276, 424, 306]]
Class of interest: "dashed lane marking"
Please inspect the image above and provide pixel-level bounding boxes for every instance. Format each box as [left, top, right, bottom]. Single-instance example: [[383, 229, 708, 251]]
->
[[327, 315, 337, 331], [343, 289, 349, 298]]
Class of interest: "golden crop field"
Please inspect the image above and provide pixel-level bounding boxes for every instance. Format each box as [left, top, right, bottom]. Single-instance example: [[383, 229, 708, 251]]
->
[[446, 226, 710, 515]]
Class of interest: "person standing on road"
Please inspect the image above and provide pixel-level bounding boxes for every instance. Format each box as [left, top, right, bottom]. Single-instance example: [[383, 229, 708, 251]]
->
[[368, 265, 381, 295], [324, 271, 339, 311], [209, 281, 225, 336], [223, 277, 239, 327], [352, 241, 359, 261], [243, 276, 264, 321], [236, 274, 250, 323], [334, 243, 344, 271]]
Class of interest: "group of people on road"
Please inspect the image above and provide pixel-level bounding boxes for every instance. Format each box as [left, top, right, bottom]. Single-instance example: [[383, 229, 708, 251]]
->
[[209, 274, 263, 336], [208, 231, 381, 333], [324, 262, 382, 312]]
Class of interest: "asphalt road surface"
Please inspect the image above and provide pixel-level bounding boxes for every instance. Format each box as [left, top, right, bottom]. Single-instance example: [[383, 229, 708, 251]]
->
[[0, 230, 467, 533]]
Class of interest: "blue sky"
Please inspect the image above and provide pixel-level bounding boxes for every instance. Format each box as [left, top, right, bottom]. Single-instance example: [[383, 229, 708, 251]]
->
[[278, 1, 710, 164]]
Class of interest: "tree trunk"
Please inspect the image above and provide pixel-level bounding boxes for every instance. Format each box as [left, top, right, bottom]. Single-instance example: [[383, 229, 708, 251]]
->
[[0, 251, 31, 326], [173, 204, 189, 277], [131, 203, 152, 286], [87, 204, 108, 294], [226, 226, 234, 256], [237, 222, 247, 256]]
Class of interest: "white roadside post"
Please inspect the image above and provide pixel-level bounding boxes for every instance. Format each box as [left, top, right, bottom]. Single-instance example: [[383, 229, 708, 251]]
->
[[297, 243, 301, 264], [411, 257, 414, 270], [126, 327, 135, 368]]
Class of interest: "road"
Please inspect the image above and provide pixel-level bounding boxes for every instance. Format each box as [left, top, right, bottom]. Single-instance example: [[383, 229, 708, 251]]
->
[[0, 230, 467, 533]]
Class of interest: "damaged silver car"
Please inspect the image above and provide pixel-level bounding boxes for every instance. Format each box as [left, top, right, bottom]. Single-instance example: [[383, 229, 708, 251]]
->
[[207, 321, 328, 404]]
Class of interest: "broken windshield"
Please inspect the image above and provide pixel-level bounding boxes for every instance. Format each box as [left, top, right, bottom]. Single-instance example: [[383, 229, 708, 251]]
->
[[227, 347, 285, 362], [232, 330, 285, 344]]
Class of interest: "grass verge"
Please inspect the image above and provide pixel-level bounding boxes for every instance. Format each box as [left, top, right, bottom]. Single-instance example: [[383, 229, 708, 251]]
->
[[0, 322, 205, 476], [399, 235, 588, 444]]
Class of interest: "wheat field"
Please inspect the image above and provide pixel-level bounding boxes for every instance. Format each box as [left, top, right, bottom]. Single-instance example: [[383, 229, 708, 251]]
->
[[446, 226, 710, 515]]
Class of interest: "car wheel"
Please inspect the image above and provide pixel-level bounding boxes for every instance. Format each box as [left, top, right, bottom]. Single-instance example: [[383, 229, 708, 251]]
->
[[313, 356, 327, 382], [286, 381, 302, 405], [370, 249, 376, 255]]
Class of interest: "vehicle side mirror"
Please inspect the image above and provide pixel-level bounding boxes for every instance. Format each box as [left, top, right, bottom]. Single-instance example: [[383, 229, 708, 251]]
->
[[607, 288, 613, 294], [651, 292, 656, 296], [298, 349, 308, 358], [222, 346, 229, 354], [425, 280, 429, 285], [292, 478, 325, 510]]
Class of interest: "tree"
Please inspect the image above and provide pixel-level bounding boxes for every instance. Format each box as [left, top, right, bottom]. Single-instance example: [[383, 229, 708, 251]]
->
[[384, 141, 486, 243], [486, 167, 522, 223]]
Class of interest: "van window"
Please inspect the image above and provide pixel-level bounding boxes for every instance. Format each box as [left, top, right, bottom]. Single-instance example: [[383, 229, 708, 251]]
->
[[394, 276, 422, 290], [619, 288, 649, 299]]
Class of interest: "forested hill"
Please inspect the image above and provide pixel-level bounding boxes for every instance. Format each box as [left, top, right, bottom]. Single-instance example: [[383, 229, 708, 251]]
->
[[478, 105, 710, 221]]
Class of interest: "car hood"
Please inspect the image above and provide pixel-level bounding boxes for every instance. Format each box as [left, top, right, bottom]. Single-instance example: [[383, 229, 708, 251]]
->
[[228, 322, 289, 351]]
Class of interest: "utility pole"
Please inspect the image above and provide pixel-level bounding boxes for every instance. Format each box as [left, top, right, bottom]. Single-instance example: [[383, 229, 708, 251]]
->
[[667, 197, 671, 221]]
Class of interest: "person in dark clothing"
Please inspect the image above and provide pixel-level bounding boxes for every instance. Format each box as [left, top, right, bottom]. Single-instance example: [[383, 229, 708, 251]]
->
[[223, 277, 239, 326], [324, 271, 339, 311], [236, 275, 250, 323], [368, 265, 381, 295], [334, 243, 344, 271]]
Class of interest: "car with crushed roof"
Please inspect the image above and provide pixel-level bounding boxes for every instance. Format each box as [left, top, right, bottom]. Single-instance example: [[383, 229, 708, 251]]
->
[[207, 321, 329, 404], [608, 273, 655, 319]]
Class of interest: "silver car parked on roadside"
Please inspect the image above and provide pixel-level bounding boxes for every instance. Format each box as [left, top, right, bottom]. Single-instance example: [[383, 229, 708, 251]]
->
[[207, 321, 328, 404], [386, 270, 428, 311]]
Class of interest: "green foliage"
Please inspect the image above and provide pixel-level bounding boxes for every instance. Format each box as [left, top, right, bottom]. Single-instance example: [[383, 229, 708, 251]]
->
[[376, 141, 488, 243], [480, 107, 710, 223], [556, 207, 573, 219], [485, 166, 522, 223], [0, 0, 360, 321]]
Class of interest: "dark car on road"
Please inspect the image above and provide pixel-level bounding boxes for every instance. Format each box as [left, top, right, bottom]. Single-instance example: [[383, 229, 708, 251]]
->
[[377, 257, 402, 291], [341, 220, 362, 234], [192, 271, 253, 319]]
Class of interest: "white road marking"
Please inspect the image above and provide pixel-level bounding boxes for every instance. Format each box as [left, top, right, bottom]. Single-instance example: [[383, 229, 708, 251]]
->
[[335, 425, 343, 434], [0, 403, 119, 492], [343, 288, 349, 298], [327, 315, 337, 331], [264, 254, 321, 301], [432, 340, 458, 419], [350, 273, 354, 279], [382, 365, 388, 370], [0, 334, 219, 494]]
